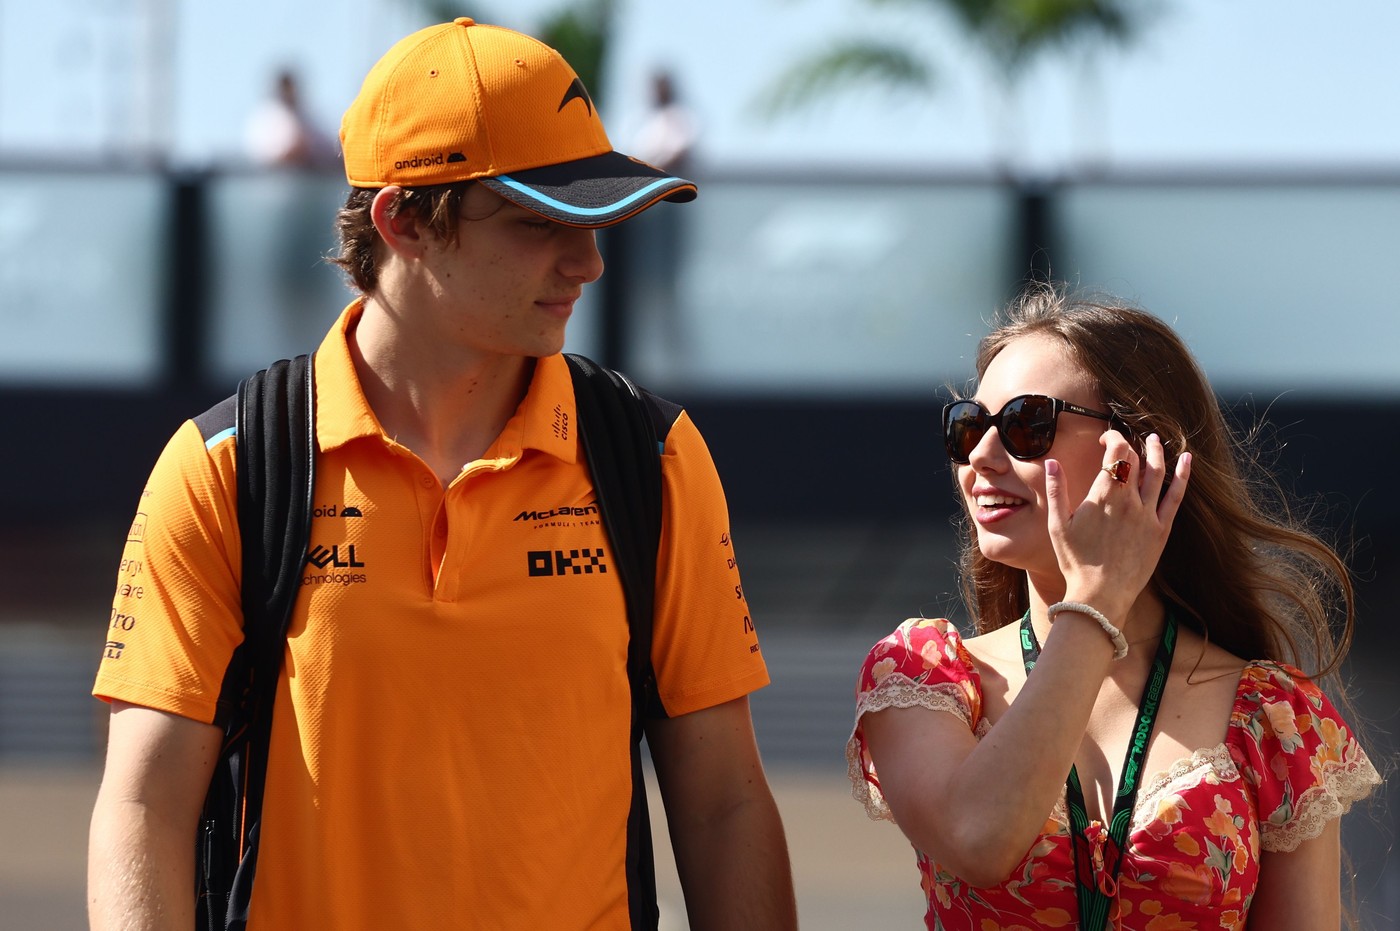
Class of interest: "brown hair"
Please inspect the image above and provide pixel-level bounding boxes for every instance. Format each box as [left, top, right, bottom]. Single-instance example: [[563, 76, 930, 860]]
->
[[330, 181, 477, 293], [957, 282, 1354, 678]]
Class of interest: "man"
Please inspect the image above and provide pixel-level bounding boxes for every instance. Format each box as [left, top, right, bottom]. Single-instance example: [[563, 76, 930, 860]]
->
[[89, 18, 795, 930]]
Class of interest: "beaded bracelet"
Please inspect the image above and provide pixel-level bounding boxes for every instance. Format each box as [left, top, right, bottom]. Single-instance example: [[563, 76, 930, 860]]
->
[[1048, 601, 1129, 660]]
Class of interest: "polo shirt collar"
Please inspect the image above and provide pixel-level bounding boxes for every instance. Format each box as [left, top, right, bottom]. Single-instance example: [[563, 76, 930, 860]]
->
[[488, 352, 579, 465], [312, 300, 384, 453], [312, 300, 579, 465]]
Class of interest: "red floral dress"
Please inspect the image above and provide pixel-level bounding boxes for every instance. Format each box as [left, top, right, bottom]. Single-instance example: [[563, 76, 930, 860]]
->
[[847, 618, 1381, 931]]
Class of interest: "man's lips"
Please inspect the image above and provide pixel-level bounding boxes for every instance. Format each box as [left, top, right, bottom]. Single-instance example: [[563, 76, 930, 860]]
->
[[535, 295, 579, 315]]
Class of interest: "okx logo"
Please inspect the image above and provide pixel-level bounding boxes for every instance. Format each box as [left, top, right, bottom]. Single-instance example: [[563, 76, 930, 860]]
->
[[528, 548, 608, 577]]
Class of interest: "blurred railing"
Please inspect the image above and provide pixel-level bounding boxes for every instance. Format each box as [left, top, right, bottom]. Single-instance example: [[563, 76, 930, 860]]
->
[[1, 162, 1396, 524]]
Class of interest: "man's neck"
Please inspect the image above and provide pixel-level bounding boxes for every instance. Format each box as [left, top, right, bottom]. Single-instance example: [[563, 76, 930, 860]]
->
[[350, 296, 536, 483]]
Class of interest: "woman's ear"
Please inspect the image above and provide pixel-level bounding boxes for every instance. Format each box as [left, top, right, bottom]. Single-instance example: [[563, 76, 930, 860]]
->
[[369, 186, 425, 259]]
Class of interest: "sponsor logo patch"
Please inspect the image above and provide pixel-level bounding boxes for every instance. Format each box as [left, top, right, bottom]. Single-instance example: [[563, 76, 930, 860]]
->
[[303, 543, 368, 587], [527, 548, 608, 577], [557, 78, 594, 116], [514, 503, 598, 522], [393, 152, 466, 170], [314, 504, 364, 518]]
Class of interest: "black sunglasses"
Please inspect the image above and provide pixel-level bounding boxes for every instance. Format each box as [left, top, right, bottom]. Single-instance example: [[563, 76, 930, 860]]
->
[[942, 394, 1115, 463]]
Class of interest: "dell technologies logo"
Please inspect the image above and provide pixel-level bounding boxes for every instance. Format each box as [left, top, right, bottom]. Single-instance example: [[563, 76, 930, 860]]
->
[[303, 543, 368, 588]]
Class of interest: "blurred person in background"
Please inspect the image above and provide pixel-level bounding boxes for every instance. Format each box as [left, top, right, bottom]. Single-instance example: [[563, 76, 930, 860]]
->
[[847, 283, 1380, 930], [243, 67, 337, 170], [243, 66, 342, 355], [631, 70, 697, 178], [88, 18, 795, 931], [619, 68, 698, 373]]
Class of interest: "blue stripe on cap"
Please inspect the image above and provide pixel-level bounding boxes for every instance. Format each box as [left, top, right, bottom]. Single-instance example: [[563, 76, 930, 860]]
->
[[493, 175, 681, 217], [205, 426, 236, 450]]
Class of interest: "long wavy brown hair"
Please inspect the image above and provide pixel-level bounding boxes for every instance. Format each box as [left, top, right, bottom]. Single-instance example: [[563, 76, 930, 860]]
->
[[957, 282, 1354, 679]]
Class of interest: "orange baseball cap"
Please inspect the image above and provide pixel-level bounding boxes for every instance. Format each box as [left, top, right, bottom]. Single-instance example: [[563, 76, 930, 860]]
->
[[340, 18, 696, 228]]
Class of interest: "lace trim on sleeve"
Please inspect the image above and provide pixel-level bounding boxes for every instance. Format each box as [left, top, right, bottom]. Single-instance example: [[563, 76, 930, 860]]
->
[[1261, 752, 1383, 853], [846, 674, 983, 822], [857, 673, 976, 729], [1131, 744, 1239, 833]]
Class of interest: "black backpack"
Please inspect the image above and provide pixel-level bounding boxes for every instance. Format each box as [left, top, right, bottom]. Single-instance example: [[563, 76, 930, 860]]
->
[[196, 352, 674, 930]]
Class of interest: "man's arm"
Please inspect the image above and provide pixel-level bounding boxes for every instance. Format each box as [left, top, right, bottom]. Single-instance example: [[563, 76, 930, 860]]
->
[[88, 701, 221, 931], [645, 695, 797, 931]]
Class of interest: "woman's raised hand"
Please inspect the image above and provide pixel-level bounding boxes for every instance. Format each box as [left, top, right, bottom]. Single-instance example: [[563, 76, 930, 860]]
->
[[1044, 432, 1191, 621]]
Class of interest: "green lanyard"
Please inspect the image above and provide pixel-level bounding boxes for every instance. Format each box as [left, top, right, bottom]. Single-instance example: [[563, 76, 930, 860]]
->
[[1019, 607, 1177, 931]]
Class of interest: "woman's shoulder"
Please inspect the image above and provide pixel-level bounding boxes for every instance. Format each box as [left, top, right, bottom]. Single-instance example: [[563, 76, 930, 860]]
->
[[853, 617, 986, 734], [848, 619, 985, 821], [1225, 658, 1382, 851], [1226, 657, 1371, 751], [1231, 658, 1336, 711], [857, 617, 976, 690]]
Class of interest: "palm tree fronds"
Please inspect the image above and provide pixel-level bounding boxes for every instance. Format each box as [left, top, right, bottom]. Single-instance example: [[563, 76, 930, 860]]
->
[[754, 40, 935, 118], [984, 0, 1144, 73]]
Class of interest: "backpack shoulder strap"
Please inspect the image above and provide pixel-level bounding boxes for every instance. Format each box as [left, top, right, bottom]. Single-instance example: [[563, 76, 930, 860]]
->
[[564, 353, 673, 717], [198, 353, 315, 931], [564, 352, 675, 930], [236, 354, 317, 656]]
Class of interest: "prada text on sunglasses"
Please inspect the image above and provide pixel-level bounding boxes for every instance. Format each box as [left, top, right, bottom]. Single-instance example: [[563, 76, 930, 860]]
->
[[942, 394, 1115, 463]]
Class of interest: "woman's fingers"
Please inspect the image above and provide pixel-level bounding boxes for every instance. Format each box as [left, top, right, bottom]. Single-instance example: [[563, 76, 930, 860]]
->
[[1135, 433, 1169, 506], [1044, 458, 1073, 540], [1156, 451, 1192, 526], [1052, 432, 1189, 605]]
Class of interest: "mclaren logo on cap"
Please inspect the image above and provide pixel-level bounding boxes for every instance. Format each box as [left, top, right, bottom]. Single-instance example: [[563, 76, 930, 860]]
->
[[558, 78, 594, 116]]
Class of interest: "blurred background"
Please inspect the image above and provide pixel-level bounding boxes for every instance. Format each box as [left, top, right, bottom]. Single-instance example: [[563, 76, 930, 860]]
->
[[1, 0, 1396, 928]]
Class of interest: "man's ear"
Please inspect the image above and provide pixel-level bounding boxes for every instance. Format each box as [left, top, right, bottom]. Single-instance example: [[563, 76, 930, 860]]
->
[[370, 186, 425, 259]]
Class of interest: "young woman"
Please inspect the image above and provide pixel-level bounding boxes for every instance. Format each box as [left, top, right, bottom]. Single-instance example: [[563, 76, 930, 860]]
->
[[847, 284, 1380, 930]]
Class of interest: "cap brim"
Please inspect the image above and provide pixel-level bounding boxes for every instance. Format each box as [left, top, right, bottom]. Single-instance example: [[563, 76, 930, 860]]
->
[[479, 150, 696, 228]]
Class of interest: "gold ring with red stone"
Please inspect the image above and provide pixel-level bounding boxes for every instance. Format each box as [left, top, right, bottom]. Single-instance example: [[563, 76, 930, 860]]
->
[[1103, 459, 1131, 484]]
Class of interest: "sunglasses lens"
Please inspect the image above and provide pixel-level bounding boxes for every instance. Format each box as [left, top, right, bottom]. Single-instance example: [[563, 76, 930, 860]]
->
[[944, 401, 986, 463], [1001, 396, 1057, 459]]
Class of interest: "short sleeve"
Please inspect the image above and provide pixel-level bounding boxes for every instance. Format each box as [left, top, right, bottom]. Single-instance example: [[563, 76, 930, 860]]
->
[[846, 617, 982, 821], [92, 419, 245, 723], [649, 411, 769, 716], [1228, 662, 1382, 853]]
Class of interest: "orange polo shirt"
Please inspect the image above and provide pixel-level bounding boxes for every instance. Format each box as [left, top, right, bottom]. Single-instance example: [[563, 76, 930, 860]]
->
[[94, 301, 769, 930]]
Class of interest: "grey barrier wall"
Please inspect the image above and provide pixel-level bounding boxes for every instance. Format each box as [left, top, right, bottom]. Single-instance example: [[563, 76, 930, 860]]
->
[[0, 170, 169, 386], [2, 164, 1395, 523]]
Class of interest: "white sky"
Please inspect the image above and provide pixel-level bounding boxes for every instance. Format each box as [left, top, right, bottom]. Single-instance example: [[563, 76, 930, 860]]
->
[[1, 0, 1398, 175]]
